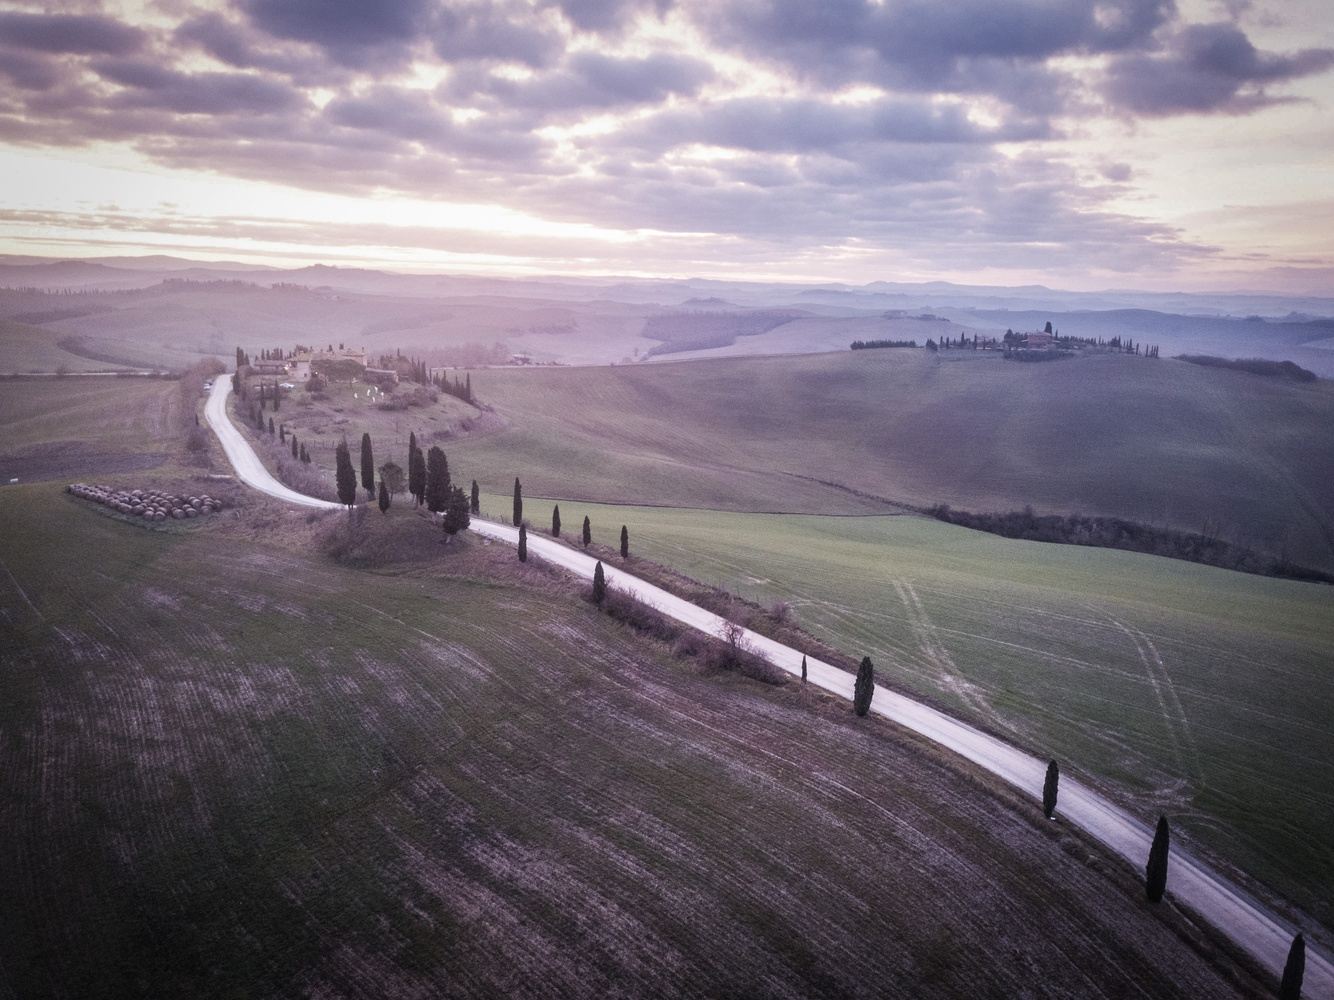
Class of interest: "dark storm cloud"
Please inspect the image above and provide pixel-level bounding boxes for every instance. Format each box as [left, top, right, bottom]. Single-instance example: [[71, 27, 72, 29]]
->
[[240, 0, 432, 68], [0, 10, 146, 55], [1105, 22, 1334, 114], [444, 51, 713, 119]]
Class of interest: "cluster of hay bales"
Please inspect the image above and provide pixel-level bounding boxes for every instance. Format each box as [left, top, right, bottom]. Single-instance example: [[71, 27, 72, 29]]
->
[[67, 484, 223, 522]]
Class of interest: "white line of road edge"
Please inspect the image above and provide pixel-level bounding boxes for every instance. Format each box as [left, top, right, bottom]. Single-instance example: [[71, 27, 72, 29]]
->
[[205, 378, 1331, 997]]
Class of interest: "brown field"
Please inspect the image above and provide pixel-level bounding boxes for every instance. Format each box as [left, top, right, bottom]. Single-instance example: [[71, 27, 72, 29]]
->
[[0, 376, 183, 483]]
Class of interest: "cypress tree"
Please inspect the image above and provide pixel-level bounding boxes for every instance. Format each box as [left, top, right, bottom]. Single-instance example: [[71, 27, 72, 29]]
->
[[552, 505, 561, 537], [1145, 816, 1170, 902], [334, 439, 357, 509], [582, 515, 591, 547], [620, 524, 629, 558], [408, 444, 425, 507], [465, 372, 472, 402], [592, 560, 606, 604], [443, 485, 471, 539], [470, 479, 480, 515], [853, 656, 874, 716], [512, 477, 523, 526], [377, 478, 390, 514], [267, 417, 274, 435], [1280, 933, 1305, 1000], [425, 446, 450, 513], [1043, 760, 1059, 820], [801, 655, 807, 683], [279, 424, 286, 442], [291, 435, 298, 459], [518, 523, 528, 562], [360, 433, 374, 498]]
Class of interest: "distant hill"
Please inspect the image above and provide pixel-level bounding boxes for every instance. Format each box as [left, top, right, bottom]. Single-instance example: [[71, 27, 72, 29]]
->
[[450, 349, 1334, 571]]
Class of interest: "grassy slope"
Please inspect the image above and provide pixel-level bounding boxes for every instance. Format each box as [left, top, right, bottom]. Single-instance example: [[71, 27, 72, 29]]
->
[[454, 350, 1334, 569], [502, 496, 1334, 932], [0, 487, 1269, 999], [0, 318, 136, 373]]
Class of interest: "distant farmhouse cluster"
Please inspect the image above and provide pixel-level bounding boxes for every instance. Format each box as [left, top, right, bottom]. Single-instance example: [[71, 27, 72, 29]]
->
[[232, 344, 475, 409], [850, 321, 1159, 362]]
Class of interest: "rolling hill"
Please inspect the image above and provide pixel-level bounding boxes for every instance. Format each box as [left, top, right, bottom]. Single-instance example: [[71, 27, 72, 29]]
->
[[487, 495, 1334, 932], [0, 388, 1268, 995], [454, 349, 1334, 571]]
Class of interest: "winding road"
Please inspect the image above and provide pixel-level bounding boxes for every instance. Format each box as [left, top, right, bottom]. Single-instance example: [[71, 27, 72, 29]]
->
[[206, 377, 1331, 996]]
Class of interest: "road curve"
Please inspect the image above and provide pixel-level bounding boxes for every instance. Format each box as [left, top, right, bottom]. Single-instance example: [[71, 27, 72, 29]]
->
[[206, 377, 1331, 996], [206, 379, 341, 510]]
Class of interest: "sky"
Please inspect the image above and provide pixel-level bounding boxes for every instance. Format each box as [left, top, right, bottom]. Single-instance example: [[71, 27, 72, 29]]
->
[[0, 0, 1331, 292]]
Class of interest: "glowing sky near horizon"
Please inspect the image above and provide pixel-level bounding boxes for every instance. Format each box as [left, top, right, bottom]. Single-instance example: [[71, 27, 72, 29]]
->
[[0, 0, 1331, 292]]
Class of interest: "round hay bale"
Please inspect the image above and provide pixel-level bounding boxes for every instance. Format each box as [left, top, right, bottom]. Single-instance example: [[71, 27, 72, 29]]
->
[[185, 508, 197, 518], [171, 508, 184, 519]]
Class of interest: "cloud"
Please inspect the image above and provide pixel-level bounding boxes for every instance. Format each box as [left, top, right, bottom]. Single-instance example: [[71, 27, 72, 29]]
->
[[545, 0, 673, 33], [92, 59, 307, 115], [0, 48, 64, 91], [604, 95, 1052, 158], [324, 85, 544, 160], [239, 0, 432, 69], [0, 11, 146, 55], [445, 51, 713, 119], [0, 0, 1322, 286], [699, 0, 1175, 96], [1104, 22, 1334, 114], [174, 13, 333, 83], [433, 2, 562, 67]]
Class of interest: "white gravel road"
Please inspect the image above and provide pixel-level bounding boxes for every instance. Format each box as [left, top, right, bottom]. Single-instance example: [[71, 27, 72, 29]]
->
[[206, 377, 1330, 996]]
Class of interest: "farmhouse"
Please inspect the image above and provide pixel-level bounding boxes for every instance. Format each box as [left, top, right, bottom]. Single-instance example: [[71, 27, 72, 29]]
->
[[250, 358, 289, 374]]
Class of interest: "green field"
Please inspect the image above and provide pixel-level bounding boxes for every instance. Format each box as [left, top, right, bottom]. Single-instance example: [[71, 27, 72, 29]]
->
[[492, 495, 1334, 931], [0, 479, 1270, 998], [454, 350, 1334, 569]]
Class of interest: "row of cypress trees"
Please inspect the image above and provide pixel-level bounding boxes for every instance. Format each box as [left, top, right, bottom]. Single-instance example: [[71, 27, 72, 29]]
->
[[1039, 759, 1306, 993], [512, 480, 628, 556]]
